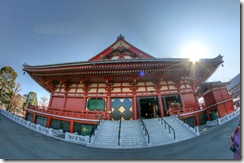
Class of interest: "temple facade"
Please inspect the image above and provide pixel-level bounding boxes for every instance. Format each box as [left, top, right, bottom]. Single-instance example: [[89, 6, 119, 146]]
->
[[23, 35, 234, 135]]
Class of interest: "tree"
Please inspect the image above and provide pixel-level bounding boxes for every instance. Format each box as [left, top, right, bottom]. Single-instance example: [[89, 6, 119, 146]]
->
[[0, 66, 18, 110], [23, 92, 38, 109], [8, 83, 23, 113], [39, 95, 49, 108]]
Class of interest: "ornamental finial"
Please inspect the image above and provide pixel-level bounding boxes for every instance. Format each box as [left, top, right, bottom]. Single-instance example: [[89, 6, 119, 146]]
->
[[117, 34, 125, 40]]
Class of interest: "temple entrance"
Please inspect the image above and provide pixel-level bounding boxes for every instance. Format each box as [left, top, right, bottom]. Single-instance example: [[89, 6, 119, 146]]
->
[[137, 97, 160, 119], [162, 94, 182, 116]]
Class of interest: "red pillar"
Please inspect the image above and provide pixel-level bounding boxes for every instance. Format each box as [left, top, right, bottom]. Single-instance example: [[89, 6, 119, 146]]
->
[[206, 110, 211, 121], [106, 96, 111, 120], [46, 117, 51, 128], [133, 95, 138, 120], [33, 113, 37, 124], [70, 120, 74, 133], [82, 96, 87, 111], [24, 111, 28, 120], [158, 95, 165, 117]]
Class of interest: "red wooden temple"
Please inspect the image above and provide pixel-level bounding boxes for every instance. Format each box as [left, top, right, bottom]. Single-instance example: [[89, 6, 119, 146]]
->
[[22, 35, 234, 135]]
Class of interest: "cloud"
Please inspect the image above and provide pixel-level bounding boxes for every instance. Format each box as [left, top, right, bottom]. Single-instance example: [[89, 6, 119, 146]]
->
[[33, 22, 83, 35]]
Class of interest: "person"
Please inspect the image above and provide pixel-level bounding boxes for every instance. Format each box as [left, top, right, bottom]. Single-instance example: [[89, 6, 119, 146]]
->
[[232, 125, 241, 159]]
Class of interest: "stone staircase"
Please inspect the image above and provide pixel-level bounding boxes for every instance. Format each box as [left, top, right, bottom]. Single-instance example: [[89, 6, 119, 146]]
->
[[143, 118, 176, 147], [163, 116, 198, 141], [88, 120, 147, 149], [87, 116, 199, 149], [119, 120, 147, 148], [87, 120, 120, 148]]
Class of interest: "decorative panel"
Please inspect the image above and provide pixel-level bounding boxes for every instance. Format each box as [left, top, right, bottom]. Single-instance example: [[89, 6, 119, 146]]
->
[[160, 81, 167, 84], [138, 87, 146, 91], [111, 98, 133, 120], [98, 88, 107, 93], [137, 82, 145, 86], [122, 83, 130, 86], [161, 86, 168, 90], [86, 98, 106, 111], [90, 83, 97, 87], [77, 88, 84, 93], [122, 88, 132, 92], [180, 85, 186, 89], [111, 83, 120, 87], [186, 84, 192, 88], [98, 83, 106, 87], [60, 88, 65, 93], [111, 88, 121, 92], [89, 88, 97, 93], [78, 84, 84, 87], [146, 81, 154, 85], [69, 88, 76, 93], [147, 86, 156, 91], [169, 85, 176, 90]]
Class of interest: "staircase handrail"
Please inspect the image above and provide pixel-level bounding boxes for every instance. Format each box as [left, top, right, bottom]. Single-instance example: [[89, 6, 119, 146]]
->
[[89, 114, 104, 143], [139, 116, 150, 143], [176, 114, 198, 133], [118, 114, 122, 145], [158, 117, 176, 139]]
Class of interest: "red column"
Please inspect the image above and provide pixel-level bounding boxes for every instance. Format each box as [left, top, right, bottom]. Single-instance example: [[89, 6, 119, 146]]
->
[[70, 120, 74, 133], [24, 111, 28, 120], [158, 95, 165, 117], [82, 96, 87, 111], [33, 113, 37, 124], [133, 95, 138, 120], [62, 94, 67, 111], [46, 117, 51, 128], [206, 110, 211, 121], [106, 96, 111, 120]]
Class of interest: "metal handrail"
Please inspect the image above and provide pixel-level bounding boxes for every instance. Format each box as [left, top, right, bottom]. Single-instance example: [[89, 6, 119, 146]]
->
[[118, 114, 122, 145], [158, 117, 176, 139], [89, 114, 104, 143], [176, 114, 197, 132], [139, 116, 150, 143]]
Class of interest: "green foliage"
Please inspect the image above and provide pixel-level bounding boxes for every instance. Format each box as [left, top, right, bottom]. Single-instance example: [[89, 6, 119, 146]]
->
[[0, 66, 18, 106], [23, 92, 38, 108]]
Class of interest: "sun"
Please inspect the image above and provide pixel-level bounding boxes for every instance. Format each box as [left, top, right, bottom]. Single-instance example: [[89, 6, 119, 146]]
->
[[181, 42, 209, 63]]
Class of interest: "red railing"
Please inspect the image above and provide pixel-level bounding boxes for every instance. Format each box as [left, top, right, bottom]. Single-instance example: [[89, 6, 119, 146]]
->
[[168, 103, 201, 115], [26, 105, 105, 120]]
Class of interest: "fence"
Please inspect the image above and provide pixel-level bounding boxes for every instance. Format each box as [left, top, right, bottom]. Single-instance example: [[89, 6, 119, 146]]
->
[[206, 108, 240, 126]]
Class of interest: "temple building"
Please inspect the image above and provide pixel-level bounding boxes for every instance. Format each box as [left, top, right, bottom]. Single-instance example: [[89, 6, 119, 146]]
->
[[23, 35, 234, 135]]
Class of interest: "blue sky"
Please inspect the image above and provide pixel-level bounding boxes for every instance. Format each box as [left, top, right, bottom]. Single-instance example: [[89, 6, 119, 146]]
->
[[0, 0, 240, 102]]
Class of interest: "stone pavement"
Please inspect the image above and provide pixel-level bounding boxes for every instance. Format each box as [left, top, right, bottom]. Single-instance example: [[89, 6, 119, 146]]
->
[[0, 113, 240, 159]]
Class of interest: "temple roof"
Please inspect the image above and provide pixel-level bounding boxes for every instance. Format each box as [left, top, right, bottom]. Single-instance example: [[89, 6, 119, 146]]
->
[[89, 34, 154, 60], [23, 35, 224, 92], [197, 81, 230, 95]]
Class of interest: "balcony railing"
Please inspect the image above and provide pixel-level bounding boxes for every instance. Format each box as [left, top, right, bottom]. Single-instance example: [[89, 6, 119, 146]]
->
[[26, 105, 105, 121], [168, 103, 201, 116]]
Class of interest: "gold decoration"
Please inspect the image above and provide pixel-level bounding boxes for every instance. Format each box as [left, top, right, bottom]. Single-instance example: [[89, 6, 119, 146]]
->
[[120, 99, 125, 103], [82, 127, 88, 133], [112, 41, 130, 50], [119, 106, 125, 113]]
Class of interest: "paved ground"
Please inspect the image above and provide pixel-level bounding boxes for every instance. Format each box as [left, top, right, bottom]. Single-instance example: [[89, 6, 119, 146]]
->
[[0, 113, 240, 160]]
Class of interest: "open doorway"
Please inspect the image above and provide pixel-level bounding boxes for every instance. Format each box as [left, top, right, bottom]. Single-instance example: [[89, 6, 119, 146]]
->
[[138, 97, 160, 119]]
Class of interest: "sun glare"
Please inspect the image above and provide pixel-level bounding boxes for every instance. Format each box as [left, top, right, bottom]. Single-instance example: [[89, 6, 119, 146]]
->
[[182, 42, 209, 63]]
